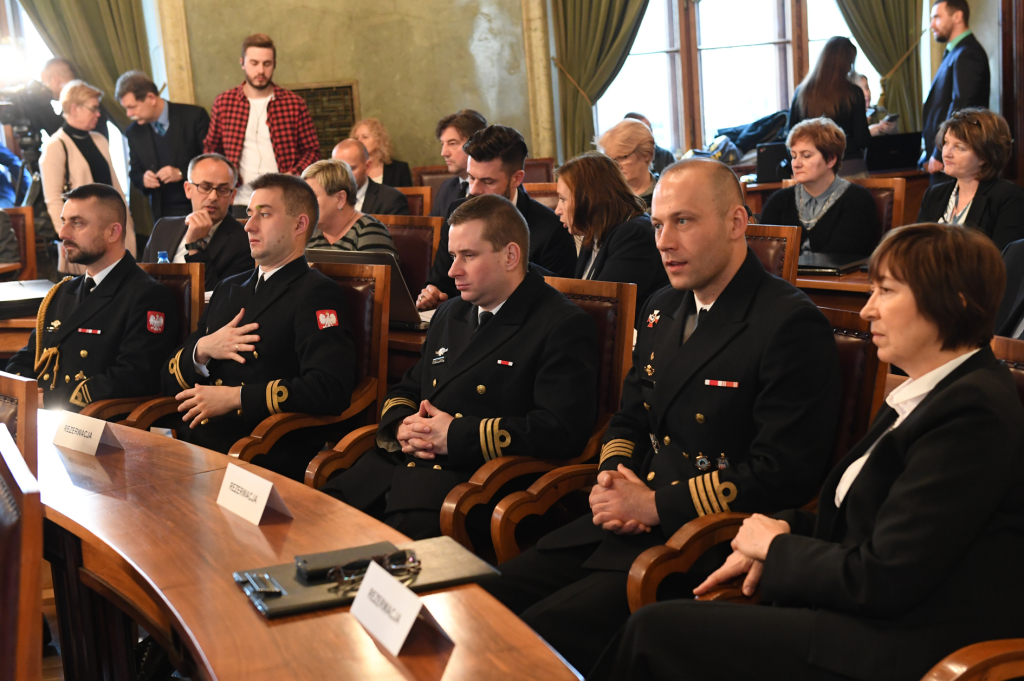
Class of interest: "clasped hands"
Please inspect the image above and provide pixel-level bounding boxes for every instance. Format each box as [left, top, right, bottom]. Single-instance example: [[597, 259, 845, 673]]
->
[[176, 309, 259, 428], [692, 514, 790, 598], [397, 400, 454, 459], [143, 166, 183, 189], [590, 464, 659, 535]]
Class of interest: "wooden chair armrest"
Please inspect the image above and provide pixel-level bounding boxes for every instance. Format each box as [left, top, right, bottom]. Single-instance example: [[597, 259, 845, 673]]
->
[[80, 396, 158, 421], [0, 262, 21, 280], [626, 511, 751, 613], [440, 456, 572, 552], [226, 377, 376, 462], [921, 640, 1024, 681], [490, 464, 600, 563], [304, 424, 378, 488], [120, 397, 181, 430]]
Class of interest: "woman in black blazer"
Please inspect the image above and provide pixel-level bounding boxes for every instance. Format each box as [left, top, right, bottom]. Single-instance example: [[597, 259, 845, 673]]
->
[[590, 224, 1024, 681], [352, 117, 413, 187], [554, 152, 668, 318], [917, 108, 1024, 250], [761, 117, 880, 256]]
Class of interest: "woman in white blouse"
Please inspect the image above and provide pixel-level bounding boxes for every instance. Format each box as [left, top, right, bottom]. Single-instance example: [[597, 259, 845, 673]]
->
[[590, 223, 1024, 681]]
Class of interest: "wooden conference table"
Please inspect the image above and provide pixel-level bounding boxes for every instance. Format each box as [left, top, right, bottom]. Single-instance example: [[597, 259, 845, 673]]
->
[[37, 410, 577, 681]]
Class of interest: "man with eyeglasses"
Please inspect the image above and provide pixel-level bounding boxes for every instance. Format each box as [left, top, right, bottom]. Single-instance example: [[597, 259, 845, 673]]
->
[[143, 154, 255, 291]]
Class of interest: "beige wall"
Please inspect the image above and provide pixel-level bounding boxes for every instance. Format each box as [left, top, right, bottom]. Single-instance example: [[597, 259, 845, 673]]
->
[[182, 0, 533, 169]]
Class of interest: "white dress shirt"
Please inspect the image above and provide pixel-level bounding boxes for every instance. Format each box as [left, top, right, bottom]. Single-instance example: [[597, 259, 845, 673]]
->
[[354, 179, 369, 212], [87, 255, 124, 289], [235, 95, 279, 205], [834, 348, 980, 506]]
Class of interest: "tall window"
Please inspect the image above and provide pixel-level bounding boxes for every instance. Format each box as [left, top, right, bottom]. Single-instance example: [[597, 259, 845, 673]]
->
[[807, 0, 882, 109], [594, 0, 681, 153]]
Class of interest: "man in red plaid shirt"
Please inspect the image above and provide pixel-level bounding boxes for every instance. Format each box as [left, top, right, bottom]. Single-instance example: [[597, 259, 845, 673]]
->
[[203, 34, 319, 210]]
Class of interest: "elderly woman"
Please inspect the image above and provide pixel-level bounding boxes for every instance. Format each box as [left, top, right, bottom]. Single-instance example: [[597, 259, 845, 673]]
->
[[761, 117, 880, 257], [917, 108, 1024, 250], [554, 152, 666, 317], [589, 223, 1024, 681], [39, 80, 136, 273], [301, 159, 398, 261], [351, 118, 412, 187], [598, 119, 658, 210]]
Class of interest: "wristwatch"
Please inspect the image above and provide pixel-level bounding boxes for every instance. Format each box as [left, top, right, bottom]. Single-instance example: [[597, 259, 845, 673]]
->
[[185, 239, 208, 251]]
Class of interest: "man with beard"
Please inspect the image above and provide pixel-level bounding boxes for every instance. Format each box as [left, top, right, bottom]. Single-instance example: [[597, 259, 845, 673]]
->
[[6, 184, 179, 410], [204, 34, 320, 215], [142, 154, 255, 291], [416, 125, 578, 310]]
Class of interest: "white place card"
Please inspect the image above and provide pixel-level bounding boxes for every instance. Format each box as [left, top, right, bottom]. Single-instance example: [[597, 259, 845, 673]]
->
[[215, 463, 292, 525], [53, 410, 123, 456], [351, 561, 448, 657]]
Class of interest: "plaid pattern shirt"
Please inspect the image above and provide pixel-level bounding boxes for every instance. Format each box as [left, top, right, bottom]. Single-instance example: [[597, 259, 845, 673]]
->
[[203, 82, 319, 176]]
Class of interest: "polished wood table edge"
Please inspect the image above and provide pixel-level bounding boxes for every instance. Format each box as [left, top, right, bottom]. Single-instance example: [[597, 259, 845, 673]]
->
[[389, 329, 427, 352], [796, 272, 872, 293]]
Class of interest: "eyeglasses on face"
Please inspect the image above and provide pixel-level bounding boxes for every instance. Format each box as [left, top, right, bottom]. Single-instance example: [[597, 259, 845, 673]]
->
[[189, 181, 234, 197]]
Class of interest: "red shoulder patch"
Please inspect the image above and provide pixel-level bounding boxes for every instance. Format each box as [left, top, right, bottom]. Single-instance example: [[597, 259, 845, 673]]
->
[[147, 311, 165, 334], [316, 310, 338, 330]]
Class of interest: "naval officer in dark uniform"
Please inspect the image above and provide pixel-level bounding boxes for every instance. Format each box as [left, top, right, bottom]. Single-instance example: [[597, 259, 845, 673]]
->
[[162, 173, 356, 481], [483, 159, 843, 675], [321, 193, 599, 540], [7, 183, 180, 409]]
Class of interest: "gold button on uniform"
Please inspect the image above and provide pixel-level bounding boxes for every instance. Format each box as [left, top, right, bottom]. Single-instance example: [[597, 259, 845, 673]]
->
[[253, 351, 258, 359], [643, 402, 650, 410], [646, 471, 656, 481], [455, 413, 463, 418], [215, 379, 223, 386], [64, 375, 70, 383], [477, 385, 486, 394], [696, 413, 705, 424], [79, 350, 88, 358], [432, 379, 437, 387], [433, 465, 442, 470], [201, 418, 209, 425], [236, 409, 243, 416], [663, 435, 671, 446], [42, 374, 49, 381], [671, 480, 680, 485], [407, 461, 416, 468]]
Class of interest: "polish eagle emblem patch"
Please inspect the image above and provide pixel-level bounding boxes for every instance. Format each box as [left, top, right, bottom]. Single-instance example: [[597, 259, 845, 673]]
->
[[317, 310, 339, 329], [147, 311, 165, 334]]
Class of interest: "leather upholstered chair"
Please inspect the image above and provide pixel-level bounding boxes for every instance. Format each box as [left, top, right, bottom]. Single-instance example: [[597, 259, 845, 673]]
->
[[522, 183, 558, 211], [746, 223, 799, 284], [0, 423, 42, 681], [1, 207, 38, 281], [0, 372, 37, 476], [396, 187, 432, 217], [524, 158, 556, 183], [412, 165, 456, 195], [370, 214, 443, 295]]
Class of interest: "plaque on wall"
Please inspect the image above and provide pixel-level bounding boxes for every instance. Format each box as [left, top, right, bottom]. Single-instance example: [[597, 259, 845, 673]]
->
[[288, 81, 361, 161]]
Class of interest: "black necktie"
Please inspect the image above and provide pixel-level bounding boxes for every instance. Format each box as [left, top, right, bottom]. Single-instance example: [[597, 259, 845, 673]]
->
[[459, 180, 469, 198], [696, 308, 707, 328], [479, 311, 494, 327], [255, 273, 265, 294], [82, 276, 96, 298]]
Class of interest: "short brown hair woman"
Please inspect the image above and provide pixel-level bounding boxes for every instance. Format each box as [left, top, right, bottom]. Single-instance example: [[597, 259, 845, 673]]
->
[[917, 108, 1024, 249], [554, 152, 667, 316], [590, 222, 1024, 681]]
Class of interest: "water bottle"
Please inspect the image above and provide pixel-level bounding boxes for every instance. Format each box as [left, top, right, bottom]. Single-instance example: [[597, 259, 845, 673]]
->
[[157, 251, 170, 264]]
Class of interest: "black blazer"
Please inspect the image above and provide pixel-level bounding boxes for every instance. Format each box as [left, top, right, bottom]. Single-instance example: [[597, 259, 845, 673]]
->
[[322, 267, 599, 516], [381, 160, 413, 188], [922, 33, 990, 162], [142, 213, 255, 291], [430, 176, 467, 218], [996, 238, 1024, 336], [917, 178, 1024, 250], [576, 214, 668, 318], [762, 348, 1024, 681], [537, 250, 843, 570], [125, 102, 210, 220], [361, 179, 410, 216], [426, 188, 578, 297], [761, 183, 881, 256], [789, 82, 870, 161]]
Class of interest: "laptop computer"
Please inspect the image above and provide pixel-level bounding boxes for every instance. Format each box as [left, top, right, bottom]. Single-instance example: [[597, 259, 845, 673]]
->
[[304, 249, 429, 330], [756, 142, 793, 182], [865, 132, 923, 172], [797, 253, 868, 276]]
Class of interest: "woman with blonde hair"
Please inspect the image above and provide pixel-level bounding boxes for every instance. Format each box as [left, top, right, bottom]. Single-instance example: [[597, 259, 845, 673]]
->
[[40, 80, 136, 273], [598, 119, 658, 209], [351, 118, 413, 187]]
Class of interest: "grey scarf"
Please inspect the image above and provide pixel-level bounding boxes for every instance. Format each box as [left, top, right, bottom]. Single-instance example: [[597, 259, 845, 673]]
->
[[795, 174, 850, 231]]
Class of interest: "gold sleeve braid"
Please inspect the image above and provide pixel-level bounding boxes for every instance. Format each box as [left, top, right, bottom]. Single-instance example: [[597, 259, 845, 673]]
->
[[266, 379, 289, 415], [599, 439, 635, 466], [688, 470, 738, 516], [69, 378, 93, 408], [479, 418, 511, 462], [168, 348, 189, 390], [382, 397, 417, 417]]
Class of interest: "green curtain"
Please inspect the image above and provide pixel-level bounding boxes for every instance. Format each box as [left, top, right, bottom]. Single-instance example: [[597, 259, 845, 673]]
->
[[19, 0, 151, 130], [551, 0, 650, 160], [834, 0, 924, 134]]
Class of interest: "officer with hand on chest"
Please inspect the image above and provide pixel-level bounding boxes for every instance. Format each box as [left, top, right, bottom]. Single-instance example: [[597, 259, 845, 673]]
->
[[7, 184, 179, 410]]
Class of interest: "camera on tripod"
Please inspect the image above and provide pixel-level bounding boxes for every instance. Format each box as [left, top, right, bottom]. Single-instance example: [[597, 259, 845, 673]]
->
[[0, 82, 48, 207]]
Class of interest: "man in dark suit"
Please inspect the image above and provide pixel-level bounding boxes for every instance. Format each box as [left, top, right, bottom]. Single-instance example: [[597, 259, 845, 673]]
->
[[922, 0, 989, 182], [416, 125, 578, 310], [142, 153, 255, 291], [331, 139, 409, 216], [320, 194, 599, 540], [430, 109, 488, 217], [483, 159, 843, 674], [116, 71, 210, 220], [161, 173, 355, 481], [6, 184, 179, 410], [996, 238, 1024, 338]]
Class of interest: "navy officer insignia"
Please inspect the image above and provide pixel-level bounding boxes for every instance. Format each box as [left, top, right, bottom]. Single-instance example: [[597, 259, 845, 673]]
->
[[646, 309, 661, 328], [433, 346, 448, 365]]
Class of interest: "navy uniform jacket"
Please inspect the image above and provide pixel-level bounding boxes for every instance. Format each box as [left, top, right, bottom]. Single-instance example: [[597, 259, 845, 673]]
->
[[6, 253, 179, 410], [537, 250, 842, 569], [142, 213, 255, 291], [324, 267, 599, 515], [763, 348, 1024, 681], [425, 189, 578, 298], [162, 256, 356, 478], [922, 32, 990, 163]]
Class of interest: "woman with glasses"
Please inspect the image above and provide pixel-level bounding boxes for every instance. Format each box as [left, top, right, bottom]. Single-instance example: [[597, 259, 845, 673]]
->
[[598, 119, 659, 210], [917, 108, 1024, 250], [40, 80, 136, 274]]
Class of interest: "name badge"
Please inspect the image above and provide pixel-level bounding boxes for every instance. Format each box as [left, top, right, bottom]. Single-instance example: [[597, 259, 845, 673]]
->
[[53, 410, 123, 456], [215, 463, 292, 525], [351, 561, 451, 657]]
